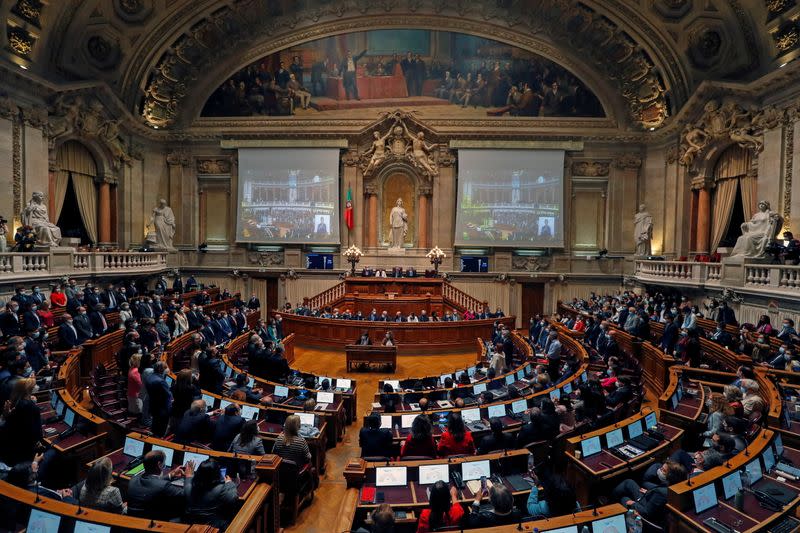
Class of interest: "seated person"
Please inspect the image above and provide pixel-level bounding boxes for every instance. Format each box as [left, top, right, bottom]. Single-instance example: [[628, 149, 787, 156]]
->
[[174, 399, 216, 445], [416, 480, 464, 532], [273, 414, 312, 466], [127, 450, 186, 520], [184, 459, 238, 528], [516, 398, 559, 447], [605, 376, 633, 408], [355, 503, 395, 533], [740, 379, 765, 417], [360, 413, 393, 458], [610, 460, 686, 522], [437, 412, 475, 457], [229, 373, 265, 404], [77, 457, 125, 513], [210, 403, 245, 452], [477, 418, 514, 455], [464, 484, 522, 528], [400, 414, 437, 458], [526, 468, 578, 517]]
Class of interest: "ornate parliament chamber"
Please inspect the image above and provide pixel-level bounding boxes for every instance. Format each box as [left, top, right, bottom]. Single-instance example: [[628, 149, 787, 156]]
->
[[3, 1, 800, 532]]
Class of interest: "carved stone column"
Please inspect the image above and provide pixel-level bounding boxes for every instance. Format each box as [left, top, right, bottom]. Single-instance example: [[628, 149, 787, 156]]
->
[[692, 176, 714, 254], [418, 185, 432, 249], [365, 183, 378, 248], [96, 174, 116, 246]]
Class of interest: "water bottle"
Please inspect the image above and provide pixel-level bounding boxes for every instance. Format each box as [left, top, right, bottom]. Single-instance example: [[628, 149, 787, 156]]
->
[[394, 423, 399, 435], [581, 527, 590, 533], [735, 488, 744, 511], [741, 468, 751, 491], [632, 515, 643, 533], [528, 452, 535, 475], [625, 503, 637, 532]]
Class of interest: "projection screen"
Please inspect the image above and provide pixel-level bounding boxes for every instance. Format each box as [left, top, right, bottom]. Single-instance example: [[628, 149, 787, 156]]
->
[[455, 149, 565, 247], [236, 148, 340, 244]]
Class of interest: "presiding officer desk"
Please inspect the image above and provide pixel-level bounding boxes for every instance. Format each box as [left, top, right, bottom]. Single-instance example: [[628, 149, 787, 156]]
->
[[285, 276, 516, 351]]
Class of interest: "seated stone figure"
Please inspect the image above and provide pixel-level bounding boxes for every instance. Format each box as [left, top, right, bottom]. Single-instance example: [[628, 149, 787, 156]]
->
[[22, 192, 61, 247], [730, 200, 782, 259]]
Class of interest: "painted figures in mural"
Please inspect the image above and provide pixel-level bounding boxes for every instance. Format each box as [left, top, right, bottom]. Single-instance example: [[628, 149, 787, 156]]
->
[[201, 30, 603, 118]]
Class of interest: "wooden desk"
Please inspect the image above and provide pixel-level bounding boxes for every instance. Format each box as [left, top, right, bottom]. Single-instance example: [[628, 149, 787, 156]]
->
[[565, 407, 683, 503], [283, 314, 516, 351], [346, 344, 397, 372], [658, 367, 707, 428]]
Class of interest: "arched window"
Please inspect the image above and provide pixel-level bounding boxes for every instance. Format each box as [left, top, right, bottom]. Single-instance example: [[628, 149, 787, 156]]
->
[[54, 141, 98, 245], [710, 145, 757, 251]]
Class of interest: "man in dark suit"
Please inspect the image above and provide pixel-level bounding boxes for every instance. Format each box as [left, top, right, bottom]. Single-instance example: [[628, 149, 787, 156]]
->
[[151, 296, 164, 317], [199, 319, 217, 346], [126, 450, 186, 520], [611, 460, 686, 523], [172, 276, 183, 294], [275, 61, 291, 88], [174, 399, 216, 445], [10, 287, 30, 311], [359, 413, 393, 458], [367, 308, 379, 321], [418, 310, 430, 322], [101, 283, 120, 311], [144, 362, 173, 437], [187, 305, 203, 330], [66, 293, 84, 315], [605, 377, 633, 408], [58, 314, 81, 348], [210, 403, 245, 451], [0, 302, 21, 338], [214, 312, 233, 344], [400, 51, 414, 96], [136, 299, 154, 320], [84, 287, 101, 312], [24, 328, 48, 373], [339, 49, 367, 100], [89, 304, 109, 337], [199, 349, 226, 394], [659, 315, 679, 354], [21, 304, 42, 332], [29, 286, 45, 307], [246, 294, 260, 311], [72, 307, 94, 342], [709, 322, 733, 348]]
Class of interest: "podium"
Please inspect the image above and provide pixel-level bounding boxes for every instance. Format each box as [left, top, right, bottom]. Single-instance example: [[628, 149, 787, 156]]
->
[[345, 344, 397, 372]]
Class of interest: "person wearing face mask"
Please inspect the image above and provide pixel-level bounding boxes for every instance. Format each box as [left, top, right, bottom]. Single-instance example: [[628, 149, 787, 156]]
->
[[88, 304, 109, 337], [155, 314, 171, 344], [29, 286, 44, 307], [680, 306, 696, 331], [709, 321, 733, 348], [751, 334, 771, 363], [0, 302, 21, 339], [10, 288, 30, 312], [118, 302, 133, 329], [605, 376, 632, 408], [660, 314, 679, 354], [72, 306, 94, 342], [0, 377, 43, 466], [84, 286, 101, 312], [36, 301, 54, 328], [58, 313, 81, 348], [23, 328, 48, 373], [762, 343, 794, 370], [610, 460, 687, 522], [63, 280, 79, 301], [136, 298, 154, 320], [22, 303, 41, 332], [778, 318, 797, 342], [49, 286, 67, 309]]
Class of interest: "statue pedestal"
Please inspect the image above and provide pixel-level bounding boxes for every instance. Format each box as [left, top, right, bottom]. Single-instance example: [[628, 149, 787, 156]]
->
[[386, 247, 406, 255], [362, 247, 454, 270], [720, 256, 771, 287]]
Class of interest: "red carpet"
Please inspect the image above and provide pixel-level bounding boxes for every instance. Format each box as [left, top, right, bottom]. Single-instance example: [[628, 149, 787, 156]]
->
[[310, 96, 451, 111]]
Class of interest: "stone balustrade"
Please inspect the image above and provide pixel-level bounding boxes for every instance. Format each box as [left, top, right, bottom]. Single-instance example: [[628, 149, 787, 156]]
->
[[0, 250, 168, 282], [635, 259, 800, 295]]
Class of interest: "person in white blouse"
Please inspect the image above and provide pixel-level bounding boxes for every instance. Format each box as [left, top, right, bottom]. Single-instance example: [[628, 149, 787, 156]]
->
[[118, 303, 134, 329], [175, 307, 189, 336]]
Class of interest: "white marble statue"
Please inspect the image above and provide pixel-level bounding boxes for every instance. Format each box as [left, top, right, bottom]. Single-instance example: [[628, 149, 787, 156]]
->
[[634, 204, 653, 257], [150, 198, 176, 251], [730, 200, 782, 259], [389, 198, 408, 250], [22, 191, 61, 247]]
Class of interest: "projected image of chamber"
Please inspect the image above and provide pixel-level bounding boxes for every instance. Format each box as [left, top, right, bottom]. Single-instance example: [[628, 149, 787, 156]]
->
[[237, 148, 340, 244], [455, 149, 565, 247]]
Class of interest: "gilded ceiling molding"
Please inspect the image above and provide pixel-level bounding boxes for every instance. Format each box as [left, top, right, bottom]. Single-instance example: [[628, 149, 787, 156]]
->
[[571, 161, 611, 177], [678, 99, 783, 171], [783, 110, 796, 232], [137, 0, 676, 131]]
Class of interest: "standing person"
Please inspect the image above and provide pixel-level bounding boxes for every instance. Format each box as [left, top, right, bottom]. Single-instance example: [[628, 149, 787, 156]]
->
[[127, 353, 143, 416], [340, 49, 367, 100], [144, 361, 172, 437], [0, 378, 42, 466]]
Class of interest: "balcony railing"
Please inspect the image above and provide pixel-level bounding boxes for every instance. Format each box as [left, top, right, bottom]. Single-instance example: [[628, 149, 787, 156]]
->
[[635, 259, 800, 295], [0, 250, 168, 282]]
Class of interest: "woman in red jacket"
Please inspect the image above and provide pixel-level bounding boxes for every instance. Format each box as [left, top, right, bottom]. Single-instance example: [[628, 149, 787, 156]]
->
[[437, 412, 475, 457], [49, 286, 67, 308], [400, 415, 437, 459], [417, 480, 464, 532]]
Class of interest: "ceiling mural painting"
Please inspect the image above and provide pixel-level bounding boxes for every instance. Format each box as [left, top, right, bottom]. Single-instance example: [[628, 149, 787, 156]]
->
[[199, 29, 606, 120]]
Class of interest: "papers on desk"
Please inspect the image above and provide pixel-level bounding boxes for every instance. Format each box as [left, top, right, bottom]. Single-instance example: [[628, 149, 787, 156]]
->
[[466, 478, 493, 494], [315, 403, 330, 411], [437, 400, 453, 408], [372, 402, 382, 409]]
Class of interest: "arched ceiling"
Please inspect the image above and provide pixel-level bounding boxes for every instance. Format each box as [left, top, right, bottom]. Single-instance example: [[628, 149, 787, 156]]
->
[[0, 0, 794, 133]]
